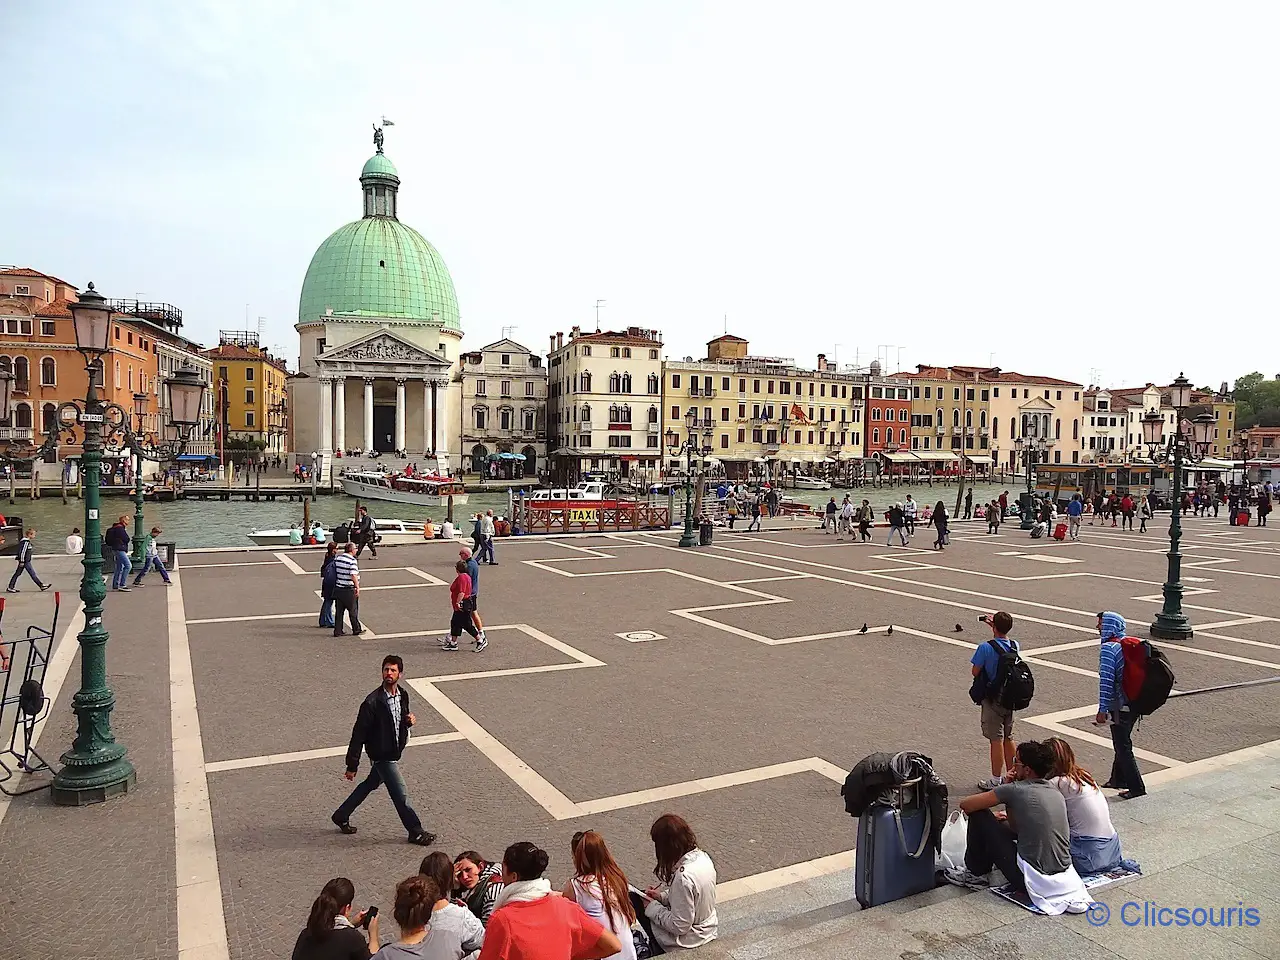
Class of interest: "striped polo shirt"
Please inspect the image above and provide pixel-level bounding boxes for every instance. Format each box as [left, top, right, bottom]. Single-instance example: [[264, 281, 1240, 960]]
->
[[333, 552, 359, 588]]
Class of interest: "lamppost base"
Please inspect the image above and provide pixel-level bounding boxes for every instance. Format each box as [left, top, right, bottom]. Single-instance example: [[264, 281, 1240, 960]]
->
[[1149, 614, 1194, 642], [1019, 517, 1036, 530], [51, 757, 136, 806], [678, 529, 698, 548]]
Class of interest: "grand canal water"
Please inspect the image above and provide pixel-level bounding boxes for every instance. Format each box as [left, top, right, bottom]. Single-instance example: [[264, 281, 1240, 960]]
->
[[9, 478, 1022, 548]]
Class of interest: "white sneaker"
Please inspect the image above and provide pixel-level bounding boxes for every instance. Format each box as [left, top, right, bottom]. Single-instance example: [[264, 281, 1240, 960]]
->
[[942, 867, 990, 890], [977, 776, 1004, 790]]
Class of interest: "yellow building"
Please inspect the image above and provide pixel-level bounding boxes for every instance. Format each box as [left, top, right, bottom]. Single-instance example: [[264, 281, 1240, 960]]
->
[[203, 332, 291, 456], [900, 366, 992, 473]]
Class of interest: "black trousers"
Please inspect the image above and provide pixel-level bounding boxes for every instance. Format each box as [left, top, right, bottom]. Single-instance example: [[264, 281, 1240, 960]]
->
[[964, 809, 1024, 892], [355, 533, 377, 557], [629, 892, 664, 955], [333, 586, 361, 635]]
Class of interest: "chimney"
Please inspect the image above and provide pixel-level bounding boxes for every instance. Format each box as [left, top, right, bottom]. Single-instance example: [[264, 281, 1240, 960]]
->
[[570, 325, 580, 340], [550, 334, 556, 355], [557, 331, 564, 350], [817, 353, 826, 371]]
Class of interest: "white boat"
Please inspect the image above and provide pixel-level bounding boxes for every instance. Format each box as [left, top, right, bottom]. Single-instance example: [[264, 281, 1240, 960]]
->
[[248, 518, 432, 547], [340, 470, 469, 507], [527, 481, 609, 502], [793, 474, 832, 490]]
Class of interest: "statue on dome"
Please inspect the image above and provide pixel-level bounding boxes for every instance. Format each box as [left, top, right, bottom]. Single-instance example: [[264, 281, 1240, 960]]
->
[[373, 123, 384, 154]]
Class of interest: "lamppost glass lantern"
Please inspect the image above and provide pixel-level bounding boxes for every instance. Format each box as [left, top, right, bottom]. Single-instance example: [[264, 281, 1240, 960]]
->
[[68, 282, 113, 358], [132, 391, 148, 422], [167, 364, 207, 430], [664, 428, 678, 452], [684, 408, 697, 430], [1168, 373, 1193, 411], [1191, 412, 1215, 459], [1141, 408, 1164, 452]]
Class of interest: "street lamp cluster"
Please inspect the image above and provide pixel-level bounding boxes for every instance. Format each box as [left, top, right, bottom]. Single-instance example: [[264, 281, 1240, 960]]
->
[[665, 409, 713, 548], [10, 282, 208, 805], [1139, 374, 1215, 642], [1014, 435, 1050, 530]]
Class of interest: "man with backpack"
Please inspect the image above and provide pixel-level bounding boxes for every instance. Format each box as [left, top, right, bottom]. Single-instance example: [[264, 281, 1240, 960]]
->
[[969, 611, 1035, 790], [1094, 611, 1172, 800]]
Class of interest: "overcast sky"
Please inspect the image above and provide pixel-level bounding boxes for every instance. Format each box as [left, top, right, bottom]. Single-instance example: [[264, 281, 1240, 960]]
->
[[6, 2, 1276, 390]]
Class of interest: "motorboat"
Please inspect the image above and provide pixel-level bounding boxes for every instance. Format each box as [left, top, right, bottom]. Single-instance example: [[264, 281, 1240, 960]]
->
[[248, 518, 432, 547], [340, 470, 469, 506], [793, 474, 832, 490], [525, 481, 611, 504]]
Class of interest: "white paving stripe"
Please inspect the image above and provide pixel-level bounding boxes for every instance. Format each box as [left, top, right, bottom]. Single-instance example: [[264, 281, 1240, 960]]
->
[[205, 732, 467, 773], [273, 552, 308, 575], [168, 567, 231, 960], [187, 612, 316, 625]]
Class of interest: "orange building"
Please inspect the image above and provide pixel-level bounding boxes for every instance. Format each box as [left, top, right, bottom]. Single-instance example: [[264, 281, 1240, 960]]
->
[[0, 267, 162, 463]]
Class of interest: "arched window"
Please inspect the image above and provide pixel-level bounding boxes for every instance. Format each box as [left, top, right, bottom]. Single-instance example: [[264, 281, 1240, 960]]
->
[[621, 373, 632, 393], [40, 357, 56, 386], [992, 416, 999, 439], [581, 404, 591, 423], [15, 402, 32, 429], [1055, 418, 1062, 439], [608, 372, 621, 393], [521, 446, 537, 474], [647, 373, 659, 395], [952, 408, 960, 427], [936, 408, 943, 429], [1022, 414, 1030, 437], [900, 428, 907, 444], [114, 360, 121, 389], [872, 427, 880, 444], [1072, 418, 1079, 441], [620, 404, 631, 423], [14, 356, 29, 391], [979, 410, 987, 428], [470, 444, 489, 473], [581, 371, 592, 392], [609, 404, 620, 423], [0, 356, 10, 375], [42, 402, 56, 435], [648, 405, 658, 424], [965, 409, 973, 428], [499, 406, 513, 431], [1009, 417, 1015, 439]]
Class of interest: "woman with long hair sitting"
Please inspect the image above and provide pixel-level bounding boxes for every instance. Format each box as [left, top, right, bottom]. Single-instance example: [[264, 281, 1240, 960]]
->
[[561, 831, 637, 960], [478, 841, 622, 960], [630, 814, 718, 953], [420, 852, 485, 957], [374, 875, 467, 959], [1046, 737, 1141, 876], [452, 851, 505, 925], [293, 877, 378, 960]]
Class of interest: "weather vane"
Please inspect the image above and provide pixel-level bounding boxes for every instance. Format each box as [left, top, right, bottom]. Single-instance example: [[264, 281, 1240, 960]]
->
[[372, 116, 395, 154]]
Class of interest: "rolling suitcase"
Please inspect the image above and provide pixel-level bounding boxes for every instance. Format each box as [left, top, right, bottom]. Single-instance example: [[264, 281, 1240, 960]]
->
[[1053, 522, 1067, 541], [854, 780, 935, 908]]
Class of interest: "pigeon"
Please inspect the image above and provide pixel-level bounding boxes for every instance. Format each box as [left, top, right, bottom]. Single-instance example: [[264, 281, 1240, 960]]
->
[[858, 623, 868, 634], [954, 623, 964, 633], [887, 625, 894, 636]]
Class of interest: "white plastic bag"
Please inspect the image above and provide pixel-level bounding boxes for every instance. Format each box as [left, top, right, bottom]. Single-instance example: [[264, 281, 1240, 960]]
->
[[935, 810, 968, 871]]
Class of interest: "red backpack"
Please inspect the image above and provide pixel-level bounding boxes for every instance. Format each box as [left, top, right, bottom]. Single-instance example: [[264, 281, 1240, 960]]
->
[[1118, 636, 1175, 714]]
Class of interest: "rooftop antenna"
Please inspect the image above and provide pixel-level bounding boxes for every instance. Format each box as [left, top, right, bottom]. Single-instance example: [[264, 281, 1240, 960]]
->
[[500, 325, 519, 340], [832, 344, 842, 370], [594, 299, 606, 332], [877, 344, 893, 370], [723, 314, 728, 335]]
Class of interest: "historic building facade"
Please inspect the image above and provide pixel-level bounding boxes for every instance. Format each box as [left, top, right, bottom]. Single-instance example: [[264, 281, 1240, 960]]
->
[[292, 128, 462, 472], [546, 325, 664, 483], [203, 333, 290, 454], [459, 338, 547, 477]]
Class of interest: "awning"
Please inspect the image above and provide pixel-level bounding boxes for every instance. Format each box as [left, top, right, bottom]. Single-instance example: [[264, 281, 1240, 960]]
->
[[177, 453, 215, 462], [500, 452, 526, 461], [964, 455, 994, 465], [552, 448, 584, 457], [883, 452, 919, 462], [913, 450, 959, 462]]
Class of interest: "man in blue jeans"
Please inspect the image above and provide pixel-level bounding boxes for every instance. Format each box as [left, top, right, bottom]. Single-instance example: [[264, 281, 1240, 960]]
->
[[1095, 611, 1145, 799], [332, 656, 436, 846], [103, 517, 132, 592]]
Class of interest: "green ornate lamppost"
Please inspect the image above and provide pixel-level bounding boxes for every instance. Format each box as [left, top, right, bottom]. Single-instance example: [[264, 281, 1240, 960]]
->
[[665, 408, 712, 548], [1014, 435, 1048, 530], [48, 283, 206, 805], [1141, 374, 1215, 642]]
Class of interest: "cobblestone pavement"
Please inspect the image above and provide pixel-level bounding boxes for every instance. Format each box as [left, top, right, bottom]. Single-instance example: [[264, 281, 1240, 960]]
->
[[0, 517, 1276, 960]]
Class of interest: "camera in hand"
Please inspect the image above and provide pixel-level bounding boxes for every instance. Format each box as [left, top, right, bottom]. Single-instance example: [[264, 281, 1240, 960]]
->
[[361, 906, 378, 929]]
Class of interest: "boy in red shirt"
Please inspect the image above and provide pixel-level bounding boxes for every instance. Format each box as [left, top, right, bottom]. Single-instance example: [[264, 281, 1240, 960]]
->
[[443, 560, 484, 652]]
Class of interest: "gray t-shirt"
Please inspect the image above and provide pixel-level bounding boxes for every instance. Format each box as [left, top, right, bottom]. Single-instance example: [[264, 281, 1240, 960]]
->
[[993, 779, 1071, 875], [373, 928, 465, 960]]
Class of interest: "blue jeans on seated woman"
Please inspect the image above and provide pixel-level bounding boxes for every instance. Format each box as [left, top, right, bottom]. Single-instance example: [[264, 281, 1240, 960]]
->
[[1070, 833, 1140, 876]]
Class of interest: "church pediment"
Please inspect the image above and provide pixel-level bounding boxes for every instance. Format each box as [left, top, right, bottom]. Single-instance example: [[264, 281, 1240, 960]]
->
[[1018, 397, 1055, 412], [319, 330, 446, 366]]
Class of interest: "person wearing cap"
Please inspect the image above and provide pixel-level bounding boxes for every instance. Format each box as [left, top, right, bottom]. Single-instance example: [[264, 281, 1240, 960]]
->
[[133, 527, 173, 586]]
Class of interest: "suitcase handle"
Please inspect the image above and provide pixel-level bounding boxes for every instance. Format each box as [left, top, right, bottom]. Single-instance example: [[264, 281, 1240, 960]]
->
[[892, 804, 932, 860]]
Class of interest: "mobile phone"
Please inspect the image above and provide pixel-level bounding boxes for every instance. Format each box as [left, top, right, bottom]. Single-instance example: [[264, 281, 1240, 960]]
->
[[361, 906, 378, 929], [978, 615, 990, 623]]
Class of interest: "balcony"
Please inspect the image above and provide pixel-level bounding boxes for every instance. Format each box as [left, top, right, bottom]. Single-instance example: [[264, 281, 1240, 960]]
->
[[952, 426, 963, 435], [689, 387, 717, 398], [647, 422, 660, 433], [935, 424, 945, 435], [0, 426, 33, 441], [580, 420, 592, 432]]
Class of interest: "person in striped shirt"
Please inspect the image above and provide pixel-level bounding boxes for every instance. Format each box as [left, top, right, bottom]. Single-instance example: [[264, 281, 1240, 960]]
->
[[332, 543, 363, 637], [1093, 611, 1145, 799]]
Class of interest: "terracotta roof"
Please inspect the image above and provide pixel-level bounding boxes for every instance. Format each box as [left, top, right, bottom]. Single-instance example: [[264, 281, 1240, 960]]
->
[[707, 334, 748, 344], [1, 267, 75, 286], [202, 342, 290, 371], [35, 298, 73, 318], [899, 365, 1081, 387], [571, 329, 662, 345], [993, 371, 1083, 387]]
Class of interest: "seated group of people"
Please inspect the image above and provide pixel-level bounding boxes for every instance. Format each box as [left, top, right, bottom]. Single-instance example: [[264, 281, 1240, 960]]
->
[[944, 737, 1138, 914], [294, 814, 718, 960]]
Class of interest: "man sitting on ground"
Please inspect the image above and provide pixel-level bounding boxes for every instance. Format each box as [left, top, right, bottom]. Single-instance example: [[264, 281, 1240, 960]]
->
[[944, 740, 1093, 915]]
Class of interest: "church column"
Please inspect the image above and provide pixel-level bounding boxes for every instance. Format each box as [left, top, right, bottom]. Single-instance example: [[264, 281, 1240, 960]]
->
[[423, 380, 434, 454], [333, 377, 346, 452], [363, 378, 375, 452], [436, 376, 452, 471], [394, 378, 406, 453], [318, 378, 333, 458]]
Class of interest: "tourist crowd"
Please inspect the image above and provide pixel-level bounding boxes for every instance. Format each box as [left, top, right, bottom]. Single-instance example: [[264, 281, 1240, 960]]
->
[[293, 815, 718, 960]]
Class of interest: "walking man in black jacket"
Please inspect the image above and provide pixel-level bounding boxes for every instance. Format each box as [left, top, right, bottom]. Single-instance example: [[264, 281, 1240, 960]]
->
[[353, 506, 378, 559], [331, 655, 435, 845]]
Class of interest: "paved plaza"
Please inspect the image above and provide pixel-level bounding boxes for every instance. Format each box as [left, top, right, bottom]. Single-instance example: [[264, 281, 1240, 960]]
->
[[0, 516, 1278, 959]]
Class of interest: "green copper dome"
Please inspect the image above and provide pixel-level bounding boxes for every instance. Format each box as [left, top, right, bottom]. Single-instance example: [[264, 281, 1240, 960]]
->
[[298, 150, 460, 331], [361, 152, 399, 179]]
